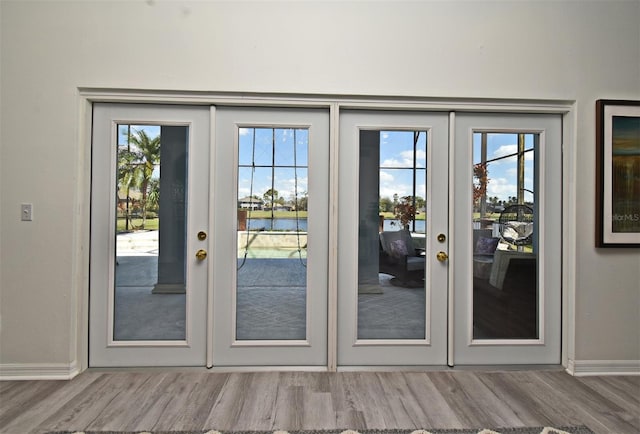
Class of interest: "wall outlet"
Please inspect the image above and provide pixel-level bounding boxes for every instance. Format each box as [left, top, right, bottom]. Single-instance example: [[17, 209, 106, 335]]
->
[[21, 203, 33, 221]]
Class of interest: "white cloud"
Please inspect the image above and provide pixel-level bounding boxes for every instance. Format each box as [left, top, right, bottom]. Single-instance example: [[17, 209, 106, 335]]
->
[[238, 186, 251, 197], [379, 170, 411, 198], [491, 144, 534, 163], [381, 150, 425, 167], [381, 157, 403, 167], [380, 171, 394, 183], [275, 176, 308, 200], [380, 183, 413, 199], [486, 177, 517, 200]]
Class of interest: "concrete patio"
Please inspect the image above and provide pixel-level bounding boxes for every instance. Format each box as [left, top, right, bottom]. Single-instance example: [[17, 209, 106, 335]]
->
[[113, 231, 426, 342]]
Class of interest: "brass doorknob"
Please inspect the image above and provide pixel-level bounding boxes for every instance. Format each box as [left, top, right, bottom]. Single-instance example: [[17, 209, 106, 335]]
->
[[436, 251, 449, 262], [195, 249, 207, 261]]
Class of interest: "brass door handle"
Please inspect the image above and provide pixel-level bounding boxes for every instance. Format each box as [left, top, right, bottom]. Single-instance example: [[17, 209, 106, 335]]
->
[[195, 249, 207, 261], [436, 251, 449, 262]]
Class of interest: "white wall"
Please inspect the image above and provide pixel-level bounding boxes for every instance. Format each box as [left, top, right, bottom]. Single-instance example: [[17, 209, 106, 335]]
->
[[1, 1, 639, 373]]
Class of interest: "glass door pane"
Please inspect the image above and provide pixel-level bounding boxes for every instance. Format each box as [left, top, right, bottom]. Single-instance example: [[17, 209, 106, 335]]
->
[[471, 132, 538, 340], [236, 127, 309, 340], [358, 130, 427, 340], [114, 125, 187, 341]]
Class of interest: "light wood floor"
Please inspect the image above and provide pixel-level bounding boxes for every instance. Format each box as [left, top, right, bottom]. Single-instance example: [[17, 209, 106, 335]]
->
[[1, 370, 638, 434]]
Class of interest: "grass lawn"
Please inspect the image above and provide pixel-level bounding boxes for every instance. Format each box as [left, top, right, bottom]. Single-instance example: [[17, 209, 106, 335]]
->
[[117, 217, 159, 232]]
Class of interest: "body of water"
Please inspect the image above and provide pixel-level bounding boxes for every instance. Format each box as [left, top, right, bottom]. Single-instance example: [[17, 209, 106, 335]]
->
[[246, 218, 307, 231], [244, 218, 426, 233]]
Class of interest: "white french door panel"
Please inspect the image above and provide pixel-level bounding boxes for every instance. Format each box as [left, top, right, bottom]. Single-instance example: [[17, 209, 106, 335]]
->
[[212, 107, 329, 366], [452, 113, 562, 365], [337, 110, 449, 366], [90, 103, 210, 367]]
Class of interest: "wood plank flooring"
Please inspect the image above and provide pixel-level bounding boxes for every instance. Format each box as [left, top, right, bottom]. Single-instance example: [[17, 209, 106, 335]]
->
[[1, 370, 638, 434]]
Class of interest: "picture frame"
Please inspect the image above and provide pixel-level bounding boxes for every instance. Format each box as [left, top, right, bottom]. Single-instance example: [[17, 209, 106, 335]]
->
[[595, 99, 640, 247]]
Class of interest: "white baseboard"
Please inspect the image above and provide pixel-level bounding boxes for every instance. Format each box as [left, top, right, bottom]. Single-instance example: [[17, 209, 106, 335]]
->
[[566, 359, 640, 376], [0, 361, 80, 380]]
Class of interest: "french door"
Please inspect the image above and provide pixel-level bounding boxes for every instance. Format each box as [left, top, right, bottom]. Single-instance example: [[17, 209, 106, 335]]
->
[[451, 113, 562, 365], [211, 107, 330, 366], [90, 102, 562, 368], [337, 110, 450, 366], [336, 110, 562, 367], [90, 104, 210, 367], [90, 104, 329, 367]]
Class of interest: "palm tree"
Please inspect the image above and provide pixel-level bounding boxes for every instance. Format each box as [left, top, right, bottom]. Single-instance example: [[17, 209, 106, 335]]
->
[[123, 128, 161, 229], [117, 147, 139, 230]]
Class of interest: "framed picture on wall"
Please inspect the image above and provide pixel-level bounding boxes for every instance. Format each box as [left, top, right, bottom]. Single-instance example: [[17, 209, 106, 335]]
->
[[596, 99, 640, 247]]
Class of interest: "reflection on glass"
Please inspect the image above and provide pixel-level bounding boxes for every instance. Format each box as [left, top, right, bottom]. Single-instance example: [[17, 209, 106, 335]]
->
[[358, 130, 427, 340], [114, 125, 188, 341], [471, 132, 539, 340], [236, 127, 309, 340]]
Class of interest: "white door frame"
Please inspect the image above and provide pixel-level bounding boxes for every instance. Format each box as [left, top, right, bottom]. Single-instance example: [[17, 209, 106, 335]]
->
[[89, 103, 211, 367], [77, 89, 575, 373]]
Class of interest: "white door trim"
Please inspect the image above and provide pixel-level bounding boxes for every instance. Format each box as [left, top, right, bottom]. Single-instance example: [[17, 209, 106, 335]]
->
[[75, 89, 575, 374]]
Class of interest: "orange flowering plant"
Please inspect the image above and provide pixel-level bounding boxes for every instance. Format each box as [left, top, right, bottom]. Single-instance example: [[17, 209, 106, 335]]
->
[[473, 163, 489, 205], [394, 196, 416, 228]]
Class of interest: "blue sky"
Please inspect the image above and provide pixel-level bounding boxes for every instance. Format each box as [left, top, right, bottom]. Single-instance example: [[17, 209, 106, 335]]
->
[[379, 131, 535, 203], [379, 131, 426, 200], [118, 125, 160, 146], [117, 125, 535, 204], [473, 133, 535, 202], [238, 127, 309, 202]]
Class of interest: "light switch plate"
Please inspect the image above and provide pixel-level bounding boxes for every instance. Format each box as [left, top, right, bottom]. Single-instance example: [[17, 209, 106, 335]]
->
[[21, 203, 33, 221]]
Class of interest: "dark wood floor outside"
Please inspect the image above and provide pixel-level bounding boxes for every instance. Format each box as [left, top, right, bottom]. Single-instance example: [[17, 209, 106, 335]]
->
[[1, 370, 638, 434]]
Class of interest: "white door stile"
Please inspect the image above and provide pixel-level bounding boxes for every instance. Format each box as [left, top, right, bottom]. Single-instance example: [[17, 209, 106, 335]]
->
[[327, 102, 341, 372], [447, 111, 456, 368], [206, 105, 216, 369]]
